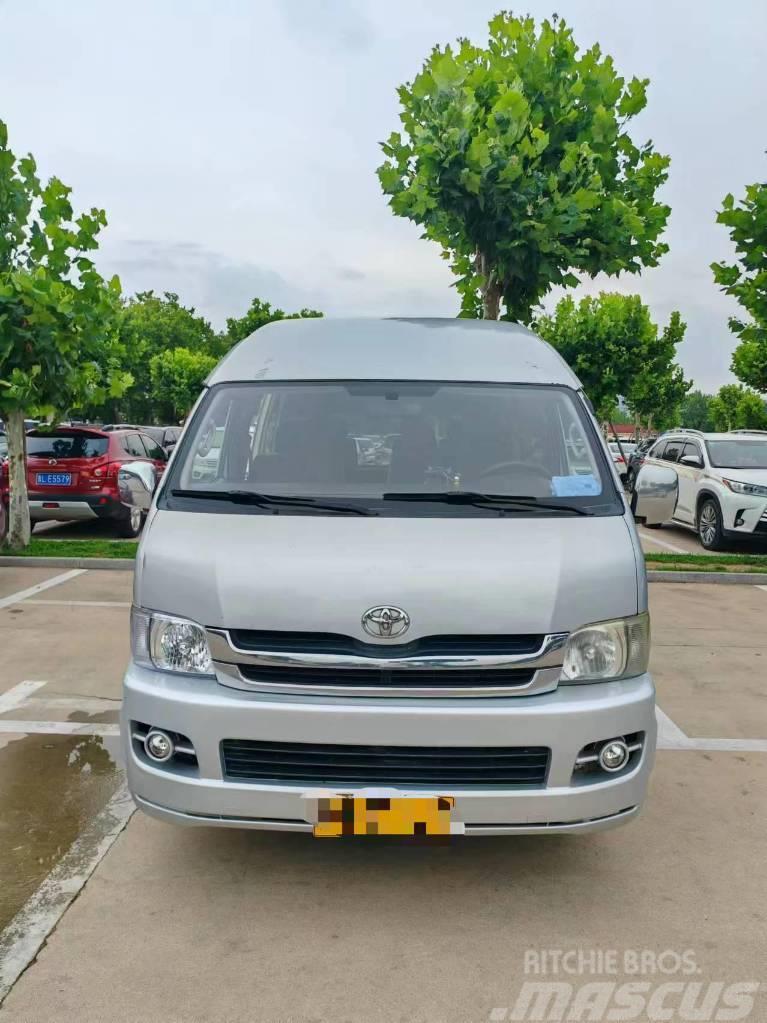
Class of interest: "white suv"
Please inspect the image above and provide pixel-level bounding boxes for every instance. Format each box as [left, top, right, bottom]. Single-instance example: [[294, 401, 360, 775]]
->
[[638, 429, 767, 549]]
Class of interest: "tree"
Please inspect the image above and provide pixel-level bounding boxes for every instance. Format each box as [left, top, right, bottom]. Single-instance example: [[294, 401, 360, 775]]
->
[[679, 390, 714, 431], [377, 12, 671, 321], [535, 293, 686, 425], [712, 179, 767, 392], [709, 384, 767, 431], [0, 119, 127, 548], [625, 310, 691, 431], [109, 292, 216, 422], [220, 298, 322, 353], [148, 347, 217, 422]]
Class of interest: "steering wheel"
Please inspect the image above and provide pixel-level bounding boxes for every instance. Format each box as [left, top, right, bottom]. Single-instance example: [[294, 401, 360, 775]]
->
[[478, 460, 552, 482]]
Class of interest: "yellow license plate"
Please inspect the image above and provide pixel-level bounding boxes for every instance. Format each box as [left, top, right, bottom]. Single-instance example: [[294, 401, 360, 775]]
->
[[312, 795, 460, 838]]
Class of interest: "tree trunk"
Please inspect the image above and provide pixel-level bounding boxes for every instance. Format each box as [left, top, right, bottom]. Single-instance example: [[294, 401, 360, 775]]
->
[[5, 408, 31, 549], [477, 252, 502, 320]]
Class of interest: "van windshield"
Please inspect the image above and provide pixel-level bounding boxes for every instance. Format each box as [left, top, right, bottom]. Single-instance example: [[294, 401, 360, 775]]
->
[[164, 381, 620, 516]]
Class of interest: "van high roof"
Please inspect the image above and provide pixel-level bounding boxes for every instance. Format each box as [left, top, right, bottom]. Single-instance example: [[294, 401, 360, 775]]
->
[[207, 317, 582, 389]]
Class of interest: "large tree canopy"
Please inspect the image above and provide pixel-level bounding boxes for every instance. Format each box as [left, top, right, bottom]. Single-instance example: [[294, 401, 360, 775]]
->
[[377, 12, 671, 320], [112, 291, 216, 421], [709, 384, 767, 432], [536, 293, 688, 426], [679, 389, 714, 431], [712, 178, 767, 393], [148, 347, 217, 422], [0, 119, 126, 547]]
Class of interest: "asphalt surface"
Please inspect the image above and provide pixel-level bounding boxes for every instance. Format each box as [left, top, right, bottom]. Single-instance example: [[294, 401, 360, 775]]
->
[[0, 567, 765, 1022]]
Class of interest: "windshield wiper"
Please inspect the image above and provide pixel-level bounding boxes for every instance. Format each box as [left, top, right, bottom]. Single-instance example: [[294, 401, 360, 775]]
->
[[170, 489, 375, 516], [382, 491, 591, 516]]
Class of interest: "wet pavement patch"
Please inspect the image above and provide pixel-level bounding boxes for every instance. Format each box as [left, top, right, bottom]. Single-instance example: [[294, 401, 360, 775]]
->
[[0, 732, 122, 932]]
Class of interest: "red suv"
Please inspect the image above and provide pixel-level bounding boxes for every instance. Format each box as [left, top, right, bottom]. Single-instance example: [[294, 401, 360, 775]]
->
[[1, 426, 167, 538]]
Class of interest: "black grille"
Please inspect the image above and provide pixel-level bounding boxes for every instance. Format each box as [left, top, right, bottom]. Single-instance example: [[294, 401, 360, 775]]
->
[[228, 630, 544, 658], [221, 739, 550, 786], [239, 664, 535, 689]]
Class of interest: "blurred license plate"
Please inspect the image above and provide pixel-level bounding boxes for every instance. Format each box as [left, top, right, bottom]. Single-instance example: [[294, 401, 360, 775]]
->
[[311, 795, 462, 838], [36, 473, 72, 486]]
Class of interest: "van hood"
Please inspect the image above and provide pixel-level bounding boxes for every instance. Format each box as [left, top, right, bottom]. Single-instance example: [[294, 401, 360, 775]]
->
[[136, 511, 640, 639]]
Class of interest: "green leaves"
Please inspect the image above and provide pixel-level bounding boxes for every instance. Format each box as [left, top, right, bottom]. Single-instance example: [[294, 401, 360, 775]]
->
[[712, 178, 767, 391], [148, 347, 217, 421], [432, 53, 466, 91], [537, 294, 689, 427], [376, 11, 670, 321]]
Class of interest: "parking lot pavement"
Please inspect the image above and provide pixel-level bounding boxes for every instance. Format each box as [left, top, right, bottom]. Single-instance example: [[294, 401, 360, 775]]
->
[[637, 520, 767, 556], [0, 567, 765, 1021]]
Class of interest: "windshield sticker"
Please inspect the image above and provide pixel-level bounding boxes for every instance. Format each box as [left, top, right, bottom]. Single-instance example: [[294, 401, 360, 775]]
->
[[551, 474, 601, 497]]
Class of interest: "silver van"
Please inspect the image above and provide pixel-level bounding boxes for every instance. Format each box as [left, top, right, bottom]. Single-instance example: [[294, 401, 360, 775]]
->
[[121, 318, 656, 837]]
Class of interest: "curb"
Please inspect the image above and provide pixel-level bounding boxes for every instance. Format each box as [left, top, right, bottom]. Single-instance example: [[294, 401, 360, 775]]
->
[[0, 556, 135, 570], [647, 570, 767, 585]]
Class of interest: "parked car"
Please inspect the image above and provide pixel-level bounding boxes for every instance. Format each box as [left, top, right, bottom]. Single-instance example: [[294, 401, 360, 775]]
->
[[0, 432, 7, 461], [17, 426, 168, 537], [625, 437, 657, 491], [608, 441, 630, 481], [633, 428, 767, 549], [139, 425, 182, 455], [121, 317, 656, 837]]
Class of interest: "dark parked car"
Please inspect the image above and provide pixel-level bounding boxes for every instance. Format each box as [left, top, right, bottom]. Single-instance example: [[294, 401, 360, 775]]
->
[[103, 423, 181, 455], [4, 426, 168, 537], [139, 425, 182, 454], [625, 437, 657, 491]]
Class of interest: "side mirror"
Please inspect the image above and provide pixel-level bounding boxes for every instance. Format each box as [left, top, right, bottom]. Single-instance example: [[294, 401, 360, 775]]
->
[[165, 439, 177, 453], [631, 464, 678, 525], [118, 461, 158, 512], [679, 454, 703, 469]]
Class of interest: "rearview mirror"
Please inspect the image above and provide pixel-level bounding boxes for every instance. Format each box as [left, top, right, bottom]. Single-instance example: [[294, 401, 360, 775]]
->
[[118, 461, 157, 512], [631, 464, 678, 525], [679, 454, 703, 469]]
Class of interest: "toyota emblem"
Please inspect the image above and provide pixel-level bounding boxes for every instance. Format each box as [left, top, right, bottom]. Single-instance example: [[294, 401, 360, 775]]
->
[[361, 605, 410, 639]]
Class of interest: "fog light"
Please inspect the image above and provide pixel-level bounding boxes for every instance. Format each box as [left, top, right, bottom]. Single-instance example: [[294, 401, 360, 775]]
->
[[599, 739, 629, 772], [145, 729, 174, 762]]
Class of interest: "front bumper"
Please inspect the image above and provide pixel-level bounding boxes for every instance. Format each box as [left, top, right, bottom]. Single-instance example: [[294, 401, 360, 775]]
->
[[121, 664, 656, 835]]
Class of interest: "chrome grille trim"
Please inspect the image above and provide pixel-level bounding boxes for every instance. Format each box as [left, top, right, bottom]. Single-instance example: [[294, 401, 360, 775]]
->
[[206, 629, 568, 672], [213, 661, 563, 698], [206, 628, 568, 698]]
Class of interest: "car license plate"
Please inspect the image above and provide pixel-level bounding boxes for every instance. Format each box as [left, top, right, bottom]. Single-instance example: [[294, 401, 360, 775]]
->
[[310, 794, 463, 837], [35, 472, 72, 486]]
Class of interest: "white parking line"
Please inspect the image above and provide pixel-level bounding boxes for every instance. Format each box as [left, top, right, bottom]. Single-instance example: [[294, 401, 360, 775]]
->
[[23, 599, 130, 608], [0, 720, 120, 736], [655, 707, 690, 747], [0, 568, 87, 610], [0, 681, 47, 714], [638, 529, 688, 554], [655, 706, 767, 752], [0, 782, 134, 1003]]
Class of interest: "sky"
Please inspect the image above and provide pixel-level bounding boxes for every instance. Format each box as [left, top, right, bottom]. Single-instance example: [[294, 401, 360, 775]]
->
[[1, 0, 765, 393]]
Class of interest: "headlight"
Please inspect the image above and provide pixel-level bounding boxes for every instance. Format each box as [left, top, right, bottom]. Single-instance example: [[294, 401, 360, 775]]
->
[[131, 607, 213, 676], [560, 613, 650, 683], [723, 479, 767, 497]]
